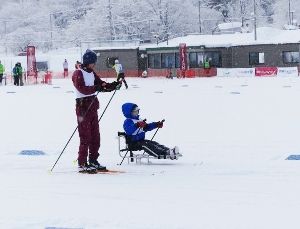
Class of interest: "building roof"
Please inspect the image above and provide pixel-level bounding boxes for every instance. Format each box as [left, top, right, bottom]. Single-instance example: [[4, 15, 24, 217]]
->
[[92, 46, 139, 51], [146, 27, 300, 49]]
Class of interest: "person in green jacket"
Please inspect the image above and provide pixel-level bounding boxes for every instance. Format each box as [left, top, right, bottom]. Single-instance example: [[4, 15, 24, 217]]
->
[[203, 58, 211, 74], [13, 62, 23, 86], [204, 58, 210, 69], [0, 61, 5, 85], [13, 63, 18, 86], [17, 62, 24, 86]]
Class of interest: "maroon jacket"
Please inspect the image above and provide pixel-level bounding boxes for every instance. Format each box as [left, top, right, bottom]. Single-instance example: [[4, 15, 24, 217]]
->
[[72, 69, 105, 95], [72, 69, 107, 117], [72, 68, 103, 165]]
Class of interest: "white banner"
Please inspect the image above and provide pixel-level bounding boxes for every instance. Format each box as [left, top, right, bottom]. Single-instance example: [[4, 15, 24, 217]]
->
[[235, 68, 255, 77], [217, 68, 254, 77], [217, 68, 234, 77], [277, 67, 299, 77]]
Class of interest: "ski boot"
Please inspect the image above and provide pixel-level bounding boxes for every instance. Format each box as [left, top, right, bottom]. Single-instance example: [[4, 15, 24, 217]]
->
[[78, 163, 97, 174], [169, 146, 182, 160], [89, 160, 107, 171]]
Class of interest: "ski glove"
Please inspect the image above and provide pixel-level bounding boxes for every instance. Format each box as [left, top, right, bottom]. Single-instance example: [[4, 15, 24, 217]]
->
[[156, 121, 164, 128], [136, 121, 147, 129], [95, 81, 121, 92], [111, 81, 122, 90], [95, 82, 108, 92]]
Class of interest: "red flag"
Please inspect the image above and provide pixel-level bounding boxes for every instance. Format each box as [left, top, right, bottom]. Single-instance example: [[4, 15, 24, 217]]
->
[[27, 46, 37, 77], [179, 43, 187, 77]]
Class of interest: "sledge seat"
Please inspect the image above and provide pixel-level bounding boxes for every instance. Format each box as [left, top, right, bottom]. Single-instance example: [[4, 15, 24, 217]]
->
[[118, 131, 161, 164]]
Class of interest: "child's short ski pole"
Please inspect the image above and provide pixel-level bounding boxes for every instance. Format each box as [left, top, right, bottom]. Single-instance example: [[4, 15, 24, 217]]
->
[[151, 119, 165, 141], [118, 149, 129, 166]]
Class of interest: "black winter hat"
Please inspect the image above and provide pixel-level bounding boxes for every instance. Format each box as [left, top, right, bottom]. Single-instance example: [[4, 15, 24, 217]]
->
[[83, 49, 97, 65]]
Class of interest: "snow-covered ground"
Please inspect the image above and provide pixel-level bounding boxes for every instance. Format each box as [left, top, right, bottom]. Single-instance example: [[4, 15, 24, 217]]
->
[[1, 77, 300, 229]]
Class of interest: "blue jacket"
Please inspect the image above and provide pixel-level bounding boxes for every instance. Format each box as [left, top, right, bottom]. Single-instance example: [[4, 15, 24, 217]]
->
[[122, 103, 158, 142]]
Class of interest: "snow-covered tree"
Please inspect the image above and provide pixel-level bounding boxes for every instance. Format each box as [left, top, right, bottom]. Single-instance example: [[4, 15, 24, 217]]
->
[[0, 0, 298, 53]]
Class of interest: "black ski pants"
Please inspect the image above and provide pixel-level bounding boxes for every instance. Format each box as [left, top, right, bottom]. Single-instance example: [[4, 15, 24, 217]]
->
[[117, 73, 128, 89], [14, 75, 19, 86], [130, 140, 170, 158]]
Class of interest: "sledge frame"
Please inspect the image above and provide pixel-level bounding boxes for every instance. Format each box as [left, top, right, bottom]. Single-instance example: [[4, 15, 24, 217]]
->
[[117, 132, 171, 164]]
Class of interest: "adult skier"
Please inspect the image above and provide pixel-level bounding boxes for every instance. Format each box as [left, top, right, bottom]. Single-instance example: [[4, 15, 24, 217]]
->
[[72, 49, 121, 173], [112, 59, 128, 89]]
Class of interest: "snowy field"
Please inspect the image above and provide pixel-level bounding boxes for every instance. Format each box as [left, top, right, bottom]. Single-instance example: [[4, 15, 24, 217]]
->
[[1, 77, 300, 229]]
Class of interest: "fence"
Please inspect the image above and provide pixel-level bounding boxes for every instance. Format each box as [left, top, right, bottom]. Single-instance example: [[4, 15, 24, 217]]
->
[[1, 67, 299, 86]]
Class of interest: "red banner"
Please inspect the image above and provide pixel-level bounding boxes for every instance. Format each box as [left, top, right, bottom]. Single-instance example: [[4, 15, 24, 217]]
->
[[179, 43, 187, 77], [27, 46, 37, 77], [255, 67, 278, 77]]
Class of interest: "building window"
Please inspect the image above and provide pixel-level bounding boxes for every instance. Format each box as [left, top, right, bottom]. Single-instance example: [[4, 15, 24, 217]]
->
[[189, 52, 198, 68], [282, 51, 300, 63], [148, 54, 161, 69], [175, 53, 180, 68], [189, 51, 221, 68], [204, 52, 222, 67], [197, 52, 204, 67], [161, 53, 175, 68], [36, 61, 49, 71], [249, 52, 265, 65]]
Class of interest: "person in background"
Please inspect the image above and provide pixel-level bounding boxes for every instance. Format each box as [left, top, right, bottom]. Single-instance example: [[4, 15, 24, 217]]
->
[[0, 61, 5, 85], [18, 63, 24, 86], [75, 61, 81, 70], [13, 63, 22, 86], [141, 70, 147, 78], [112, 59, 128, 89], [166, 63, 173, 79], [203, 58, 211, 74], [13, 63, 18, 86], [63, 59, 68, 77]]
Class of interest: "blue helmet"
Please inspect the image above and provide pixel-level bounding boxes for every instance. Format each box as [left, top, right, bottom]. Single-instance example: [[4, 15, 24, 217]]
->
[[83, 49, 97, 65]]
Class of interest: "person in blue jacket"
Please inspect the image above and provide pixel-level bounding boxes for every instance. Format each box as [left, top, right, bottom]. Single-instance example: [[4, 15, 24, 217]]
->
[[122, 102, 182, 160]]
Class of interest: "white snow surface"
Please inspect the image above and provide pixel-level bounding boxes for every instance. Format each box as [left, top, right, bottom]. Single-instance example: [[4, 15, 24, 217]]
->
[[1, 77, 300, 229], [217, 22, 242, 30]]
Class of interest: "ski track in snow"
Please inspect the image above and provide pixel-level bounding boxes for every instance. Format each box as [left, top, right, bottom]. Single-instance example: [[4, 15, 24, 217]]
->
[[1, 77, 300, 229]]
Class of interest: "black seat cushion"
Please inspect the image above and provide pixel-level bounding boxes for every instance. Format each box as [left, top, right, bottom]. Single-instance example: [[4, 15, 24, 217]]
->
[[118, 132, 143, 151]]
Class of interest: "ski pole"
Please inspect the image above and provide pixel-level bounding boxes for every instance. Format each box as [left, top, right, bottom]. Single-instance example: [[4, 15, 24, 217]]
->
[[51, 87, 118, 172], [50, 92, 100, 172], [150, 119, 165, 141], [118, 150, 129, 166], [97, 88, 117, 123], [118, 119, 146, 166]]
